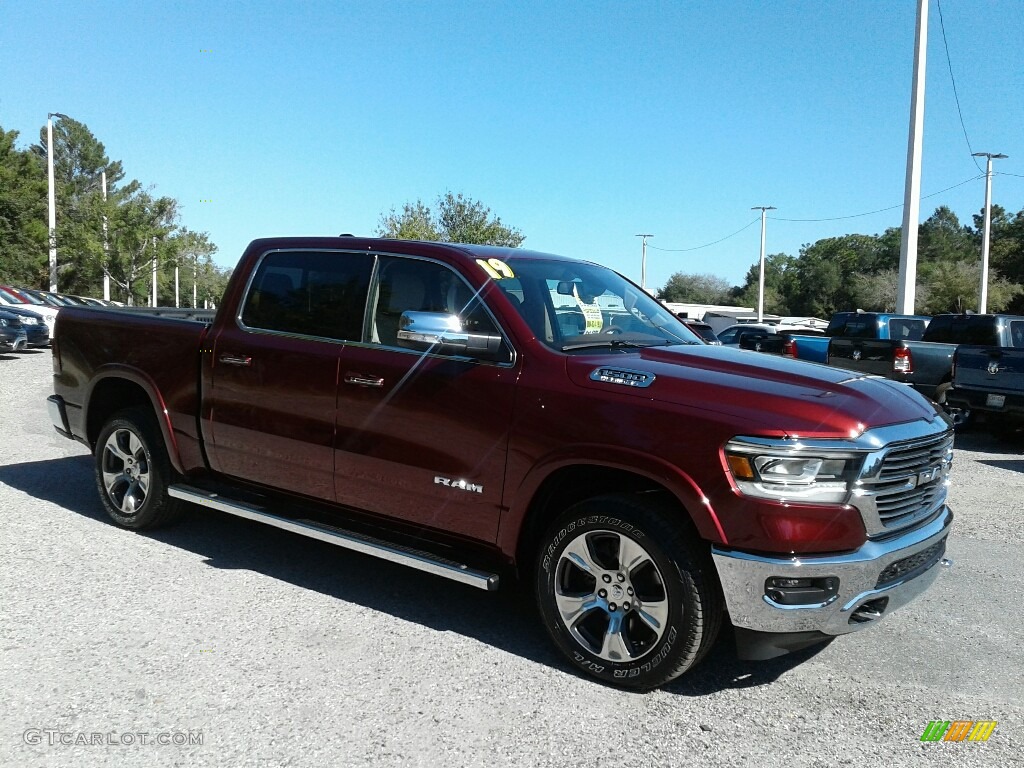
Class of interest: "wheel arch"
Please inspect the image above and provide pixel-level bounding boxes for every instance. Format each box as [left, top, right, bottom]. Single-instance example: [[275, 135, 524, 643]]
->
[[84, 367, 184, 474], [503, 451, 727, 577]]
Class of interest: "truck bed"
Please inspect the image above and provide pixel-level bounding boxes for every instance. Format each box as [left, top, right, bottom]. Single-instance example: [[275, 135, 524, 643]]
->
[[52, 306, 211, 471]]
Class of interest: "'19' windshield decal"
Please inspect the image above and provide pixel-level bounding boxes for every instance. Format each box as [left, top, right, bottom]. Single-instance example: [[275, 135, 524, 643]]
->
[[476, 258, 515, 280]]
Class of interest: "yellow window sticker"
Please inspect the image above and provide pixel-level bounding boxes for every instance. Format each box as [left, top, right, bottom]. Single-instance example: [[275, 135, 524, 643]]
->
[[573, 285, 604, 334], [476, 258, 515, 280]]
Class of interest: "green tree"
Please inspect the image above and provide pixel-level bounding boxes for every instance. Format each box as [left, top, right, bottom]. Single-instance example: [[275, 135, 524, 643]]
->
[[377, 199, 439, 241], [848, 268, 930, 313], [164, 228, 221, 307], [107, 190, 179, 305], [657, 272, 733, 304], [918, 206, 973, 265], [0, 125, 47, 285], [378, 192, 525, 246], [734, 254, 798, 314], [921, 262, 1021, 314]]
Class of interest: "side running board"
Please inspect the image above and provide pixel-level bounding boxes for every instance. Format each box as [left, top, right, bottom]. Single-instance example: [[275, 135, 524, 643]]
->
[[168, 484, 500, 591]]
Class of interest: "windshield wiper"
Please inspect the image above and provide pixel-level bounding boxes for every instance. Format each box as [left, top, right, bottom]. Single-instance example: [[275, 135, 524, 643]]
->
[[560, 339, 676, 352]]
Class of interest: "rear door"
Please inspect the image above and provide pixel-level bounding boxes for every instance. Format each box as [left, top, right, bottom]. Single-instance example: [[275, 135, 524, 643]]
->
[[333, 253, 518, 543], [204, 248, 374, 501]]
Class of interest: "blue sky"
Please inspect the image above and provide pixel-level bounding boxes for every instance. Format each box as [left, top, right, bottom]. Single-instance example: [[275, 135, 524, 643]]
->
[[2, 0, 1021, 288]]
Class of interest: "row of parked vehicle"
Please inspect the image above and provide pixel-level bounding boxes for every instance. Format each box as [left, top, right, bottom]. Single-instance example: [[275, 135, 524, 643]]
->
[[715, 310, 1024, 439], [0, 284, 120, 354]]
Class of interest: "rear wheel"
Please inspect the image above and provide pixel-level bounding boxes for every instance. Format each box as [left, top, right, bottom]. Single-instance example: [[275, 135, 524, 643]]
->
[[534, 494, 721, 691], [94, 407, 185, 530]]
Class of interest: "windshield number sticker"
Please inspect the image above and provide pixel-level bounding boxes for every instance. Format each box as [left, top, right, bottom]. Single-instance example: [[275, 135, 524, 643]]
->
[[476, 258, 515, 280]]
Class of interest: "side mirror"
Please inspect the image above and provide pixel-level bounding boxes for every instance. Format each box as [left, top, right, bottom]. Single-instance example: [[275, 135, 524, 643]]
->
[[397, 311, 506, 361]]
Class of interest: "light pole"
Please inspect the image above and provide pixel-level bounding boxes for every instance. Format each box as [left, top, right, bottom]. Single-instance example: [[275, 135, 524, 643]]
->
[[972, 152, 1008, 314], [636, 234, 653, 291], [46, 112, 71, 292], [752, 206, 776, 322], [897, 0, 929, 314], [101, 171, 111, 301]]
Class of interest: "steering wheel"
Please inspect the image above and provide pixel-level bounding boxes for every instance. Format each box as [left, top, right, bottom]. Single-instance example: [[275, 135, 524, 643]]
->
[[603, 325, 625, 335]]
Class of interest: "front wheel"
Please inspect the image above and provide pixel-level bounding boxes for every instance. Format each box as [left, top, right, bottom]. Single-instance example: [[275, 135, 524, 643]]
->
[[534, 494, 721, 690], [94, 407, 185, 530]]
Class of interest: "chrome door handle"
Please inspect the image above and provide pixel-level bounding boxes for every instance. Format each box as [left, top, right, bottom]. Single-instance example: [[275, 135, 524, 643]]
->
[[219, 354, 252, 367], [344, 373, 384, 388]]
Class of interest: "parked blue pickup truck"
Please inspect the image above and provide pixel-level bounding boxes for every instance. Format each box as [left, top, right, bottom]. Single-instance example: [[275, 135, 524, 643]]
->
[[947, 341, 1024, 438], [783, 312, 930, 364], [827, 313, 1024, 425]]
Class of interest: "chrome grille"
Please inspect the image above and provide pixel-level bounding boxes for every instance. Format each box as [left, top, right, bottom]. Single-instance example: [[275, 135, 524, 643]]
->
[[853, 430, 954, 537]]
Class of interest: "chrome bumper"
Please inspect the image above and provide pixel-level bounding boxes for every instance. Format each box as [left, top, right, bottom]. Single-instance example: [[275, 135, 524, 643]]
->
[[712, 508, 953, 636]]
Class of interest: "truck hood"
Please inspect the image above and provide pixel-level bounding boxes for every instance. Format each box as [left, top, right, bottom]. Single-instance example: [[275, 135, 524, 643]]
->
[[566, 344, 943, 437]]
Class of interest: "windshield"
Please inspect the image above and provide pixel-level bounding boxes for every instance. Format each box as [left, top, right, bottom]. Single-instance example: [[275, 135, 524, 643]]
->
[[492, 257, 701, 351], [15, 289, 48, 306]]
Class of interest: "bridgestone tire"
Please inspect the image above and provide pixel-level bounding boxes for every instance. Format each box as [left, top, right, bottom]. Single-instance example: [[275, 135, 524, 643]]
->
[[94, 407, 185, 530], [535, 494, 722, 691]]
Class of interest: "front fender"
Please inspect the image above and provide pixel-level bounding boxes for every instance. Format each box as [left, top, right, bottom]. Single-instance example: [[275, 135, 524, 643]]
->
[[497, 443, 729, 558]]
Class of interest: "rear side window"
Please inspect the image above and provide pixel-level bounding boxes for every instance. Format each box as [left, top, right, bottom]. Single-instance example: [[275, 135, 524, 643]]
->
[[826, 313, 854, 336], [1008, 320, 1024, 348], [241, 250, 374, 341], [933, 317, 996, 345], [888, 318, 927, 340]]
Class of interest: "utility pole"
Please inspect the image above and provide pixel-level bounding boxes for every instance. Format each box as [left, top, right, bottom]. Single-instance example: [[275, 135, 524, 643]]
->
[[101, 171, 110, 301], [636, 234, 653, 291], [897, 0, 929, 314], [751, 206, 776, 322], [973, 152, 1008, 313]]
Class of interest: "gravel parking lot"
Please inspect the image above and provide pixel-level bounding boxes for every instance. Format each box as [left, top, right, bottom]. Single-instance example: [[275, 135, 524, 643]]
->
[[1, 348, 1021, 768]]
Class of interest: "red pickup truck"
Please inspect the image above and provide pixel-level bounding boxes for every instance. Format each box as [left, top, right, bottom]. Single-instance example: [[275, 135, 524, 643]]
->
[[48, 237, 955, 690]]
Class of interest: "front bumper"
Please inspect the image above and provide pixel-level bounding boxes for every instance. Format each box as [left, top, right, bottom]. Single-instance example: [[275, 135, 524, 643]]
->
[[712, 507, 953, 638]]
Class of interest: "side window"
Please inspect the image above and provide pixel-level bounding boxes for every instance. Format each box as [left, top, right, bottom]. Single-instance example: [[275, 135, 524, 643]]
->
[[888, 318, 927, 340], [369, 256, 503, 350], [1009, 320, 1024, 348], [924, 315, 951, 341], [241, 250, 374, 341], [826, 314, 851, 336]]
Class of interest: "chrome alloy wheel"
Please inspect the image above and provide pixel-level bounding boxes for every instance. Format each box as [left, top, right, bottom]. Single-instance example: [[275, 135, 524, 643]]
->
[[100, 428, 152, 515], [553, 530, 670, 662]]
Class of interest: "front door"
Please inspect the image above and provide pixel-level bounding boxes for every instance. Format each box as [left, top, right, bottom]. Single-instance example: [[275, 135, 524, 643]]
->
[[333, 254, 518, 543]]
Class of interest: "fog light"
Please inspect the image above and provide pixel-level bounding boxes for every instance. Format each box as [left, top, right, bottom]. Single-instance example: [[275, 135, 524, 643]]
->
[[765, 576, 840, 606]]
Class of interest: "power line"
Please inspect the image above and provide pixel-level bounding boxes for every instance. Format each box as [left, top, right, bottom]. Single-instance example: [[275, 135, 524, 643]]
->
[[646, 217, 760, 252], [936, 0, 984, 173], [771, 174, 984, 222], [645, 173, 998, 252]]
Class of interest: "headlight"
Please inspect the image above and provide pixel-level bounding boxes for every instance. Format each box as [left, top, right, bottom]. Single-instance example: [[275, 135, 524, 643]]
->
[[21, 317, 37, 325], [0, 318, 7, 326], [724, 437, 865, 504]]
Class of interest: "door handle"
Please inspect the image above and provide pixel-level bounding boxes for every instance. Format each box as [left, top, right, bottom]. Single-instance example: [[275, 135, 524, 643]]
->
[[219, 354, 252, 367], [344, 373, 384, 388]]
